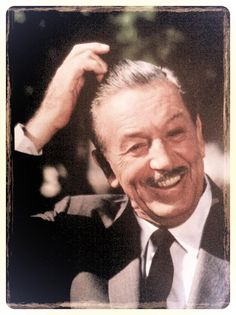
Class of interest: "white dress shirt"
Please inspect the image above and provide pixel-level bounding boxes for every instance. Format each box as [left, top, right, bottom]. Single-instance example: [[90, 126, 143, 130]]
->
[[14, 123, 42, 155], [136, 178, 212, 308]]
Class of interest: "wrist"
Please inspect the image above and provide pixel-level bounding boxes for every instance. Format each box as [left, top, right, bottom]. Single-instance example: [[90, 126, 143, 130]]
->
[[25, 113, 59, 151]]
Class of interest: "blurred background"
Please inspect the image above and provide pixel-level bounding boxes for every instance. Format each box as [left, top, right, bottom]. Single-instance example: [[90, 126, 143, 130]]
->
[[8, 7, 229, 203]]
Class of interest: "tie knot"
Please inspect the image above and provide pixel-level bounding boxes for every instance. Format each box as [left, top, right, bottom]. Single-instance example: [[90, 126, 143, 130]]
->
[[150, 228, 174, 248]]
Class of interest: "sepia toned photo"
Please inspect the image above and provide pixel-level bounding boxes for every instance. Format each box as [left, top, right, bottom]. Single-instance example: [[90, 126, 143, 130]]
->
[[6, 6, 229, 309]]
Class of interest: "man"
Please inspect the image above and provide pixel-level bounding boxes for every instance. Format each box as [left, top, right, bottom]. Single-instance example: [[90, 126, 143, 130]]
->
[[12, 43, 229, 308]]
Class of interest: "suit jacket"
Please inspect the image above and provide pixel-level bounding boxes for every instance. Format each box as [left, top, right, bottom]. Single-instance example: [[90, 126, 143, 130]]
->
[[52, 180, 229, 309], [9, 152, 229, 308]]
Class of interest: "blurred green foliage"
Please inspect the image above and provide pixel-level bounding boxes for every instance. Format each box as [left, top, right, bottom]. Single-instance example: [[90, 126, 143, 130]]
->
[[109, 11, 185, 64]]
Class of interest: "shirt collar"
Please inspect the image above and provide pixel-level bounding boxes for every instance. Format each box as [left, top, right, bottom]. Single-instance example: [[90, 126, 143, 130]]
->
[[136, 176, 212, 257]]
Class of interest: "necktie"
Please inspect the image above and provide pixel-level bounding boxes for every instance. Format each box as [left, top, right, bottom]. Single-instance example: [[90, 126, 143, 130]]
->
[[140, 228, 174, 308]]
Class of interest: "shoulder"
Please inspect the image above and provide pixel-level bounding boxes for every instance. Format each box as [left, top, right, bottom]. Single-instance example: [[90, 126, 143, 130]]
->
[[208, 176, 224, 203], [208, 176, 229, 224], [203, 176, 229, 260]]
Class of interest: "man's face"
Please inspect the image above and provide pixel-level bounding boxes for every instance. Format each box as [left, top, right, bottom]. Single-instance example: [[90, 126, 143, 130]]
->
[[96, 81, 205, 227]]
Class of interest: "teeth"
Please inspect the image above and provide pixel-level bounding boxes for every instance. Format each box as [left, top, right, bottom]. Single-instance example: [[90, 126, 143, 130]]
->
[[158, 175, 181, 188]]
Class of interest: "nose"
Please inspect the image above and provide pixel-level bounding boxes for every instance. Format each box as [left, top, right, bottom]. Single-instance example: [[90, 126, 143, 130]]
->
[[149, 139, 174, 171]]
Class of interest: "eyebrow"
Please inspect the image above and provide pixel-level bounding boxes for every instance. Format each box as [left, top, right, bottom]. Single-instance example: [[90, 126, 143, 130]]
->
[[120, 111, 185, 140]]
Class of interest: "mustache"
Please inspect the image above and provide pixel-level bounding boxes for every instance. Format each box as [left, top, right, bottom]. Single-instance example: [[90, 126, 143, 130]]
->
[[145, 166, 188, 188]]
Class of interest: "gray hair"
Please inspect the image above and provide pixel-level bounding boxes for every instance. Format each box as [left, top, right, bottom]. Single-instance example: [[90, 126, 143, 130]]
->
[[90, 59, 197, 152]]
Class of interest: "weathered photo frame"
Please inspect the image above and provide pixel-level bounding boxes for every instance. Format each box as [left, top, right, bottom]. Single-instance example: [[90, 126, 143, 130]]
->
[[6, 6, 230, 309]]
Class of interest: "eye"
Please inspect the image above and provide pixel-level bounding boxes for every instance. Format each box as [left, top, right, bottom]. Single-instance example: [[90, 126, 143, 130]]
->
[[167, 127, 186, 140], [128, 142, 148, 155]]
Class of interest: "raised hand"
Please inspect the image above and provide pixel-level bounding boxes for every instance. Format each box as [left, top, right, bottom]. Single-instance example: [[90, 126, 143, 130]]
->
[[25, 42, 110, 151]]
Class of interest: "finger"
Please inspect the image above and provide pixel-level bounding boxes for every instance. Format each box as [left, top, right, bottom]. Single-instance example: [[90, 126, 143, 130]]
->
[[65, 42, 110, 62], [69, 50, 108, 74], [75, 77, 85, 94], [56, 50, 108, 95], [89, 51, 108, 74], [96, 73, 105, 82], [80, 58, 107, 77], [68, 51, 108, 82]]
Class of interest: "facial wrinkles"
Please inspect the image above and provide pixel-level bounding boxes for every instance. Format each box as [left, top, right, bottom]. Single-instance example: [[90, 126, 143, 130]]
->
[[135, 148, 204, 217], [100, 86, 166, 145], [143, 126, 201, 190], [116, 124, 188, 187], [95, 83, 205, 227], [96, 82, 186, 153], [145, 166, 188, 188], [135, 127, 202, 206], [108, 115, 193, 194]]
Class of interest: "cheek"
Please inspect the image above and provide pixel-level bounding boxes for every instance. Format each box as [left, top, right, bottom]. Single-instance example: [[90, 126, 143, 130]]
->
[[175, 138, 204, 166], [114, 158, 148, 190], [175, 141, 204, 188]]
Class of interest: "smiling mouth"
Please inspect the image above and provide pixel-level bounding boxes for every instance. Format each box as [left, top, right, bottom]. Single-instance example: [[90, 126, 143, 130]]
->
[[146, 167, 188, 189], [157, 174, 182, 188]]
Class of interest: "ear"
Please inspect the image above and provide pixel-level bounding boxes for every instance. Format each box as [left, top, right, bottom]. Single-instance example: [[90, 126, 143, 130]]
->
[[107, 174, 120, 189], [91, 149, 120, 188], [195, 115, 205, 158]]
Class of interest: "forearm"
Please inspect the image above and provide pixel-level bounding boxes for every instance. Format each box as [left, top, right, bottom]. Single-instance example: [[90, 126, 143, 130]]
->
[[22, 42, 109, 152]]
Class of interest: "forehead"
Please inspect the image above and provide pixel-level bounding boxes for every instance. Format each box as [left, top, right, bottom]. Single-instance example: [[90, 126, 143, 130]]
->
[[96, 80, 188, 127]]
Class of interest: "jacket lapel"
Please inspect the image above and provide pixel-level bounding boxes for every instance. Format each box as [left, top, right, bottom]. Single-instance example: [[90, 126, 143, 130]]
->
[[106, 201, 142, 308], [70, 198, 142, 308], [186, 248, 229, 308], [187, 181, 230, 308]]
